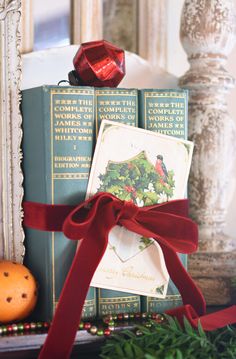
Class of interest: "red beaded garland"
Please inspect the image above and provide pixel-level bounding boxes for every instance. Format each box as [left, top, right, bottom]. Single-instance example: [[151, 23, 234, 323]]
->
[[0, 312, 164, 338]]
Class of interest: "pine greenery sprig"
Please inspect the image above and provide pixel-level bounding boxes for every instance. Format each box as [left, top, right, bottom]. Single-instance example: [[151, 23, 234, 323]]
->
[[100, 316, 236, 359]]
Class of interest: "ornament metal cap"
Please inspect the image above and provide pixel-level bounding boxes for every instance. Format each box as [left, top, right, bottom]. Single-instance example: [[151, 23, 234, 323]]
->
[[68, 40, 125, 87]]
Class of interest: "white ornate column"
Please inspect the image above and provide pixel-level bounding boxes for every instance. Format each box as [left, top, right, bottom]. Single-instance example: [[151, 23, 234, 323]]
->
[[138, 0, 168, 68], [179, 0, 236, 304], [70, 0, 103, 44]]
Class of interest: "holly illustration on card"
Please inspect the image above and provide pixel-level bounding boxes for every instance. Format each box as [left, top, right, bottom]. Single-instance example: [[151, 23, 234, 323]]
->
[[98, 151, 175, 206], [87, 121, 194, 298]]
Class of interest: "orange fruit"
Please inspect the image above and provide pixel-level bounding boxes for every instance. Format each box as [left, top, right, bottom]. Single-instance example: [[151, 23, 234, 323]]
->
[[0, 260, 38, 323]]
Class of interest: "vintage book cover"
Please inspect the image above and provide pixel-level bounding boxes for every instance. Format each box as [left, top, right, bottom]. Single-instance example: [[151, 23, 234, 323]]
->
[[22, 85, 96, 321], [139, 88, 188, 312], [95, 88, 141, 316], [87, 120, 193, 303], [139, 89, 188, 138]]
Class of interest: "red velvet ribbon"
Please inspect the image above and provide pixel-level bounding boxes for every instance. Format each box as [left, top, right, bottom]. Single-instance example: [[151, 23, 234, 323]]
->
[[23, 192, 236, 359]]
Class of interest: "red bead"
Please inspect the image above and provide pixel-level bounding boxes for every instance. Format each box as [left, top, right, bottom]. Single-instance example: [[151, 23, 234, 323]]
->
[[6, 325, 13, 333], [23, 323, 30, 331], [30, 322, 36, 330], [151, 313, 158, 320], [117, 313, 123, 320], [84, 322, 92, 330], [72, 40, 125, 88], [43, 322, 50, 329], [155, 314, 165, 323], [108, 325, 115, 331], [103, 315, 113, 324], [104, 328, 111, 337], [135, 312, 141, 319]]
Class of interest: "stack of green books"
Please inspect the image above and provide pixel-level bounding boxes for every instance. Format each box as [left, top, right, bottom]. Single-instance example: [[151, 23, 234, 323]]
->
[[21, 85, 188, 321]]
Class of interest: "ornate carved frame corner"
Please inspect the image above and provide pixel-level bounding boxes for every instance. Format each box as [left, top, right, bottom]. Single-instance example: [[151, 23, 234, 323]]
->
[[0, 0, 24, 262]]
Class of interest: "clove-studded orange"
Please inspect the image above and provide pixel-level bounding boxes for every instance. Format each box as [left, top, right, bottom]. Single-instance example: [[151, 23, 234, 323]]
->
[[0, 261, 38, 323]]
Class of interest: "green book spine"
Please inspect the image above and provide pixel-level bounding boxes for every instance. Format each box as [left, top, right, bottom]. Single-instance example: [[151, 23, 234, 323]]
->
[[22, 85, 96, 321], [139, 88, 188, 313], [95, 87, 141, 316]]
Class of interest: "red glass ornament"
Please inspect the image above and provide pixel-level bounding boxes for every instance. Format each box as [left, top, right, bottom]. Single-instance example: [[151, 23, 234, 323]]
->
[[69, 40, 125, 87]]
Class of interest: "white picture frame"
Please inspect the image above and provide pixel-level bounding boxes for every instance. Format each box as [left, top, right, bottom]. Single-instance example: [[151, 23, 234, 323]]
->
[[0, 0, 24, 262]]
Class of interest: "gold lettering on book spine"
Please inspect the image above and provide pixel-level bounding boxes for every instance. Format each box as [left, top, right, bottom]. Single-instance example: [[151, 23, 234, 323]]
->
[[144, 92, 187, 138], [95, 90, 138, 136], [98, 289, 140, 315], [50, 89, 94, 313]]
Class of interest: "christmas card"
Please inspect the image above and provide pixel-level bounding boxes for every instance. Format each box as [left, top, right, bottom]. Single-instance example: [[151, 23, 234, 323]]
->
[[87, 120, 193, 298]]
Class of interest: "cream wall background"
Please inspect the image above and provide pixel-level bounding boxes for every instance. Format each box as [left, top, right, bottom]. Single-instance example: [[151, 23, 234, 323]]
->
[[165, 0, 236, 240]]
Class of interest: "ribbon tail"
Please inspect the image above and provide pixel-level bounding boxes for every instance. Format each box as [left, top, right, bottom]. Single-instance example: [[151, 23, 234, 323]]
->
[[162, 246, 236, 331], [38, 232, 109, 359], [167, 304, 236, 331], [194, 305, 236, 330], [161, 245, 206, 316]]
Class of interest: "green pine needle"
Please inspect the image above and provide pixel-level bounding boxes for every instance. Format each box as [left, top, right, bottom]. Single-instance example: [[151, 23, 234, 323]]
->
[[100, 316, 236, 359]]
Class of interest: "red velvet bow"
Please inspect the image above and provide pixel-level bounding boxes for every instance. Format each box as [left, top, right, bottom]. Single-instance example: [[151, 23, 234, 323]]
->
[[23, 192, 236, 359]]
